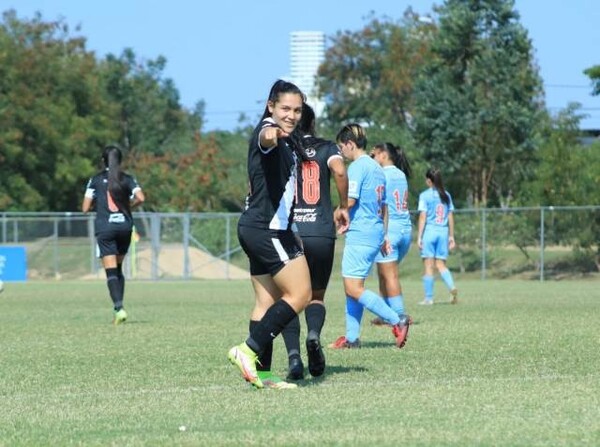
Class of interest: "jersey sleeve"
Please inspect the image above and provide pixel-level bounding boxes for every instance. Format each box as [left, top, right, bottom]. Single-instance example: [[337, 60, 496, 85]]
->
[[128, 175, 142, 198], [84, 177, 96, 199], [347, 161, 363, 200], [325, 142, 343, 167], [417, 191, 427, 212], [257, 118, 279, 154]]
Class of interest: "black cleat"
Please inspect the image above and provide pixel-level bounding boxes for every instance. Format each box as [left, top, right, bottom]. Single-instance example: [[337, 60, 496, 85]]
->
[[306, 335, 326, 377], [286, 356, 304, 381]]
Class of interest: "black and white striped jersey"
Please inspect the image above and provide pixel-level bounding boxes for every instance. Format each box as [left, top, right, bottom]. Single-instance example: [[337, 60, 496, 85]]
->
[[239, 118, 299, 231]]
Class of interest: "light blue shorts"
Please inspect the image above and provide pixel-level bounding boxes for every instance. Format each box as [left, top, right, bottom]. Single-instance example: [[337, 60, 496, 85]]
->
[[375, 229, 412, 263], [342, 243, 379, 279], [420, 230, 449, 260]]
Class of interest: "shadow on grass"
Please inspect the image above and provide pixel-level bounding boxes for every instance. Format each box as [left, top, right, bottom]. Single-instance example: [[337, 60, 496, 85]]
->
[[296, 364, 369, 387]]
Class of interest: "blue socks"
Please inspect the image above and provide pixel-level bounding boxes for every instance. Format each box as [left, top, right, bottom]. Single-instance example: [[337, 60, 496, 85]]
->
[[358, 290, 400, 325], [423, 275, 434, 301], [345, 296, 364, 342], [346, 290, 405, 341], [385, 295, 405, 315], [440, 269, 456, 291]]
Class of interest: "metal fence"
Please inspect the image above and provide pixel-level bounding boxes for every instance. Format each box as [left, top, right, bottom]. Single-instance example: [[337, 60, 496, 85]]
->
[[0, 206, 598, 281]]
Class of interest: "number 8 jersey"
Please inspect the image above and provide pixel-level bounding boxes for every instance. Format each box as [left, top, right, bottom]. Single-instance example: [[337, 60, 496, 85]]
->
[[293, 136, 343, 239]]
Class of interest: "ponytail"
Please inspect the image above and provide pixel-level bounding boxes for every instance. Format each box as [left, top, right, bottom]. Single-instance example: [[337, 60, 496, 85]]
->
[[426, 167, 449, 205], [375, 142, 412, 179], [102, 145, 131, 216]]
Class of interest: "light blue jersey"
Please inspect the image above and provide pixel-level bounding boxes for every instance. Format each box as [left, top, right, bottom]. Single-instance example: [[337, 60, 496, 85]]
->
[[383, 166, 411, 233], [418, 187, 454, 260], [375, 166, 411, 264], [418, 187, 454, 232], [346, 155, 386, 248]]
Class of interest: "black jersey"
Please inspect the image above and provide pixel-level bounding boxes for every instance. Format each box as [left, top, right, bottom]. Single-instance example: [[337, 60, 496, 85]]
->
[[84, 170, 141, 233], [294, 135, 343, 238], [239, 118, 300, 231]]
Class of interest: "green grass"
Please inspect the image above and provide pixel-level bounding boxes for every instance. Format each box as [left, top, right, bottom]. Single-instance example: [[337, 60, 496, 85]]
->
[[0, 279, 599, 446]]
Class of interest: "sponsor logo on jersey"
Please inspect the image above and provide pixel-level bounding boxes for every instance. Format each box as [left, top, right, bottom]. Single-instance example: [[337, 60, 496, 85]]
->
[[108, 213, 126, 223]]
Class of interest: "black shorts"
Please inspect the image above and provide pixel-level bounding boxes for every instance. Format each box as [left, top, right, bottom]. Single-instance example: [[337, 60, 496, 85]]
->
[[96, 228, 132, 258], [302, 236, 335, 290], [238, 225, 304, 276]]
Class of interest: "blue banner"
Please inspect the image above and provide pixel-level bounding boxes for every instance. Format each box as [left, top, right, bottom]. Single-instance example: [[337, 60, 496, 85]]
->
[[0, 246, 27, 281]]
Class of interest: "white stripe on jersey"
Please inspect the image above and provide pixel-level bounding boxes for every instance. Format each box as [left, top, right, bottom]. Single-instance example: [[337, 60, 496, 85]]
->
[[326, 154, 343, 168], [269, 162, 297, 230], [271, 238, 290, 263], [269, 152, 298, 230]]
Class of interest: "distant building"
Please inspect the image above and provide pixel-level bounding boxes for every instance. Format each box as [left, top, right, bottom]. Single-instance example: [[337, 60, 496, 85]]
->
[[290, 31, 325, 117]]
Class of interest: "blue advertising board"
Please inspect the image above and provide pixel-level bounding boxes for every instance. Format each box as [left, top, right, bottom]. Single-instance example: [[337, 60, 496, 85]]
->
[[0, 246, 27, 281]]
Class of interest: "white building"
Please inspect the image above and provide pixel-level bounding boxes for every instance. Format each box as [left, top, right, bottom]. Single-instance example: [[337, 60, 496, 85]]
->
[[290, 31, 326, 117]]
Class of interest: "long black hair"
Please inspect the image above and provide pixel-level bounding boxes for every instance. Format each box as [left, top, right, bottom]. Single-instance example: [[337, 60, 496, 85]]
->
[[297, 102, 316, 136], [426, 167, 450, 205], [374, 142, 412, 179], [102, 145, 131, 216]]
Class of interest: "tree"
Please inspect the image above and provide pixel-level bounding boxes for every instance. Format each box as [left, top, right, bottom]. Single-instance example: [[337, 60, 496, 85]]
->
[[0, 10, 117, 211], [518, 104, 599, 207], [99, 49, 202, 156], [517, 104, 600, 270], [412, 0, 544, 207], [128, 132, 233, 212], [583, 65, 600, 96], [316, 9, 436, 130]]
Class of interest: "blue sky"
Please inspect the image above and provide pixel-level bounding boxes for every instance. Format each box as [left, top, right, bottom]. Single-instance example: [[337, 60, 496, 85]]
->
[[4, 0, 600, 131]]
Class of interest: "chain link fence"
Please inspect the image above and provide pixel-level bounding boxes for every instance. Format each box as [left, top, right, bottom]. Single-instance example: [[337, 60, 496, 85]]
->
[[0, 206, 598, 281]]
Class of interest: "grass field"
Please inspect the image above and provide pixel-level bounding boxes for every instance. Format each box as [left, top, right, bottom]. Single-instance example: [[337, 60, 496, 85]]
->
[[0, 279, 599, 446]]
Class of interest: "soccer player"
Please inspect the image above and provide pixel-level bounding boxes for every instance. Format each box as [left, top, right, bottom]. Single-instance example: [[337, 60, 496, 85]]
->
[[229, 80, 312, 389], [417, 167, 458, 305], [369, 143, 413, 333], [329, 124, 409, 350], [81, 145, 145, 324], [281, 103, 349, 380]]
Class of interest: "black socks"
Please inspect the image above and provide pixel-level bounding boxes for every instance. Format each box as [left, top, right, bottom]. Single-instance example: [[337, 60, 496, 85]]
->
[[105, 267, 123, 311], [249, 320, 272, 372], [281, 314, 301, 359], [305, 302, 326, 339], [246, 300, 297, 355]]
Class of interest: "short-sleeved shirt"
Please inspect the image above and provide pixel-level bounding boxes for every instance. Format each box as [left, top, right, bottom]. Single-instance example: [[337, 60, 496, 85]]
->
[[417, 187, 455, 233], [84, 170, 141, 234], [345, 154, 386, 248], [238, 118, 300, 231], [293, 135, 343, 239], [383, 165, 411, 234]]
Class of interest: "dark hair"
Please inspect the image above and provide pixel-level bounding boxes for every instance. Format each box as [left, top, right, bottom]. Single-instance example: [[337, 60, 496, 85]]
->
[[102, 145, 132, 216], [297, 103, 316, 136], [336, 123, 367, 149], [426, 167, 450, 205], [260, 79, 305, 120], [374, 142, 412, 179]]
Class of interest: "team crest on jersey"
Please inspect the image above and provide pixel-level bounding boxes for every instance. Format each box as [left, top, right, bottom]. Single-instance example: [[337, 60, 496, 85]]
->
[[305, 147, 316, 158]]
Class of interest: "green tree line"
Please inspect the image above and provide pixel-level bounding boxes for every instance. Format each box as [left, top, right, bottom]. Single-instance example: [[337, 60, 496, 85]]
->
[[0, 2, 598, 267]]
